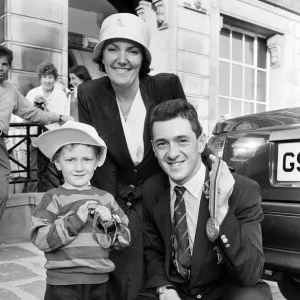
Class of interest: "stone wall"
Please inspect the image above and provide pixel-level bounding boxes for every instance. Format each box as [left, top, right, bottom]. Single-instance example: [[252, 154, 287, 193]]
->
[[1, 0, 68, 95]]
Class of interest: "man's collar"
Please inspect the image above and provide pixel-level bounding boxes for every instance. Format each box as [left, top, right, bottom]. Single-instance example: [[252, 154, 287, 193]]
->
[[169, 162, 206, 199]]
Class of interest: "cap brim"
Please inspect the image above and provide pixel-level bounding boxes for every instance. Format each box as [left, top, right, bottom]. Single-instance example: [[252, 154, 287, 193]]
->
[[36, 128, 107, 167]]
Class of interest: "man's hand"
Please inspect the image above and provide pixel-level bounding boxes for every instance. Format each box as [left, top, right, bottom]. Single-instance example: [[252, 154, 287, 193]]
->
[[77, 201, 97, 223], [160, 289, 181, 300], [60, 115, 75, 123], [209, 154, 235, 224], [94, 205, 112, 222]]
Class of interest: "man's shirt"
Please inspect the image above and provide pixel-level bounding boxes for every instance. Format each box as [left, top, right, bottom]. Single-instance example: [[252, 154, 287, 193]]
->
[[169, 162, 206, 253]]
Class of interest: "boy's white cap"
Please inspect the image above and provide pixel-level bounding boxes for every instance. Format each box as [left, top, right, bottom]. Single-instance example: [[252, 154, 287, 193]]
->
[[93, 13, 151, 65], [36, 121, 107, 167]]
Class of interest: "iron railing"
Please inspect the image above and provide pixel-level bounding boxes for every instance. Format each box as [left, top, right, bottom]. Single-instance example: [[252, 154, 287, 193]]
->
[[6, 122, 62, 192]]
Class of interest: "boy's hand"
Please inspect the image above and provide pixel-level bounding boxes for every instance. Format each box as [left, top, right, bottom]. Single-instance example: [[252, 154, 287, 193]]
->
[[94, 205, 112, 222], [77, 201, 97, 223]]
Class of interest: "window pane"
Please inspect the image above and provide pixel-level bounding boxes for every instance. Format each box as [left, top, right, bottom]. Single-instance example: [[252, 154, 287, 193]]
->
[[257, 71, 266, 102], [245, 35, 254, 65], [231, 64, 243, 98], [219, 61, 230, 96], [257, 37, 267, 69], [219, 97, 229, 118], [245, 67, 254, 100], [256, 103, 266, 113], [231, 99, 242, 117], [244, 101, 254, 115], [220, 28, 230, 59], [232, 31, 243, 62]]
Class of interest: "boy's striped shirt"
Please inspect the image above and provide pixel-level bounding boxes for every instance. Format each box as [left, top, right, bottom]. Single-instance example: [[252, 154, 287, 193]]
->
[[31, 186, 130, 285]]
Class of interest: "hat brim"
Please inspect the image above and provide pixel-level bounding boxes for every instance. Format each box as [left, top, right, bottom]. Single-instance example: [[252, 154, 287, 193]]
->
[[36, 128, 107, 167], [92, 38, 151, 66]]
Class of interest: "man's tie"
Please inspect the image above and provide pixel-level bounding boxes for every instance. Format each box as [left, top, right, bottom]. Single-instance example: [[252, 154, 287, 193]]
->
[[172, 186, 192, 280]]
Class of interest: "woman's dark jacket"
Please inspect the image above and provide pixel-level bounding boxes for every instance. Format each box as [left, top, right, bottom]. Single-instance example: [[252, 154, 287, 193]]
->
[[77, 73, 186, 196]]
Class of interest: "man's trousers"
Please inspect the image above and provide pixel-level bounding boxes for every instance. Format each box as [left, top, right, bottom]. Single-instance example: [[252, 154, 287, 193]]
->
[[0, 137, 11, 219]]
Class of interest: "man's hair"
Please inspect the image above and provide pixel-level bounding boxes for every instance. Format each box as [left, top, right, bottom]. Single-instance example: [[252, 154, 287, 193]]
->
[[68, 65, 92, 82], [37, 62, 58, 80], [150, 99, 203, 138], [0, 46, 13, 66], [52, 144, 101, 162]]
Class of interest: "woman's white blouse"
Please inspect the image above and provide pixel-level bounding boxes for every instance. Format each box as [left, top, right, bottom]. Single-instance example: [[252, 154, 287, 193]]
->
[[117, 89, 146, 166]]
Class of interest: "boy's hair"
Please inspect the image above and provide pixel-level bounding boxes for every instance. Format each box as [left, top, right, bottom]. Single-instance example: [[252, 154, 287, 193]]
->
[[52, 143, 101, 162], [150, 99, 203, 138], [37, 62, 58, 80], [0, 46, 13, 66], [68, 65, 92, 82]]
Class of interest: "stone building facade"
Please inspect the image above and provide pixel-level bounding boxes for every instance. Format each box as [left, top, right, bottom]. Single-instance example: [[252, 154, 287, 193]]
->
[[1, 0, 300, 134]]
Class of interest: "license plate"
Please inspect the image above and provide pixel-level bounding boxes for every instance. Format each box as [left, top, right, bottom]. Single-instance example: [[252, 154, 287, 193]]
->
[[277, 142, 300, 181]]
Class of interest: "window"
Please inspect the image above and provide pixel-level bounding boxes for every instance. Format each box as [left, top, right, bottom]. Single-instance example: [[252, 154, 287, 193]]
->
[[218, 26, 268, 119]]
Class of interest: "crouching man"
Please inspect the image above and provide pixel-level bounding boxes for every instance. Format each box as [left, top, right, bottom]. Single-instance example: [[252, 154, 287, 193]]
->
[[137, 99, 272, 300]]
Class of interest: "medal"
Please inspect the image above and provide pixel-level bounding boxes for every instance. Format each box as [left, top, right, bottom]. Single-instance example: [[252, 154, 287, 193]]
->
[[206, 157, 222, 241], [206, 216, 219, 242]]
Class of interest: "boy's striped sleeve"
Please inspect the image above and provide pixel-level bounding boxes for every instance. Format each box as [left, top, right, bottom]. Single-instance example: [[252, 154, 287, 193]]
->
[[31, 193, 84, 252]]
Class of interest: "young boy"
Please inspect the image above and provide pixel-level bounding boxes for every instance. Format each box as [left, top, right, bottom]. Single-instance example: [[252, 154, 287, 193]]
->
[[31, 121, 130, 300]]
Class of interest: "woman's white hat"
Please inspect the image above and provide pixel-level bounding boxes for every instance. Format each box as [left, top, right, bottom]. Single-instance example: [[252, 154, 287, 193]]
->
[[36, 121, 107, 167], [93, 13, 151, 65]]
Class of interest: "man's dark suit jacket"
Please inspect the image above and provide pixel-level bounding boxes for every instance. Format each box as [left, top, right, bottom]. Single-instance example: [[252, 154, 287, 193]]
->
[[77, 73, 186, 197], [143, 169, 265, 300]]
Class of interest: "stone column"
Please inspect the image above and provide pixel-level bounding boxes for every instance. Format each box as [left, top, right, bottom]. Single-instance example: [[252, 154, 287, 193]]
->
[[0, 0, 68, 95]]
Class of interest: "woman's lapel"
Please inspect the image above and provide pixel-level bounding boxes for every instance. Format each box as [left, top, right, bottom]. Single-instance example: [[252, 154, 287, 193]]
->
[[140, 77, 156, 160]]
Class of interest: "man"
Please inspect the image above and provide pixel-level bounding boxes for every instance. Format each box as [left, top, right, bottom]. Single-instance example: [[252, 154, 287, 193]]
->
[[138, 99, 272, 300], [0, 45, 73, 219]]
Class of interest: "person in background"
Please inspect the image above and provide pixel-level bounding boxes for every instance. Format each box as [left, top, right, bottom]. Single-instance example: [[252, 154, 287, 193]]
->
[[0, 45, 72, 219], [77, 13, 199, 300], [27, 62, 70, 122], [68, 65, 92, 121], [55, 77, 71, 97], [31, 121, 130, 300], [26, 62, 70, 192]]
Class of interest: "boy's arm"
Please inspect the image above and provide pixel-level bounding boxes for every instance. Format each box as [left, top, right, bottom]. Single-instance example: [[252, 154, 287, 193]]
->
[[31, 193, 85, 252]]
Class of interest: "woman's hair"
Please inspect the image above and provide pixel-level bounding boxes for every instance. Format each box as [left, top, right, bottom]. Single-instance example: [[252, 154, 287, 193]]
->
[[150, 99, 203, 138], [68, 65, 92, 82], [37, 62, 58, 80], [93, 40, 151, 77], [0, 46, 13, 66]]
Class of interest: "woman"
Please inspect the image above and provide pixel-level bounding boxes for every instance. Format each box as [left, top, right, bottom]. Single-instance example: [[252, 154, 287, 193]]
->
[[77, 13, 187, 300], [26, 62, 69, 192], [68, 65, 92, 121]]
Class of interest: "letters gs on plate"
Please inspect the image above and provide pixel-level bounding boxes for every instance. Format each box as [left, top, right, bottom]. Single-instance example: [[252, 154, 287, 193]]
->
[[277, 142, 300, 181]]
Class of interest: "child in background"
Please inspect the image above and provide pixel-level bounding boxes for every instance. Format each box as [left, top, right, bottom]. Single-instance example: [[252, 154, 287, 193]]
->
[[31, 121, 130, 300]]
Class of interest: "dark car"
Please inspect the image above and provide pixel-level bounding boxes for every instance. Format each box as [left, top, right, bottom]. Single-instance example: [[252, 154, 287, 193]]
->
[[208, 107, 300, 300]]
